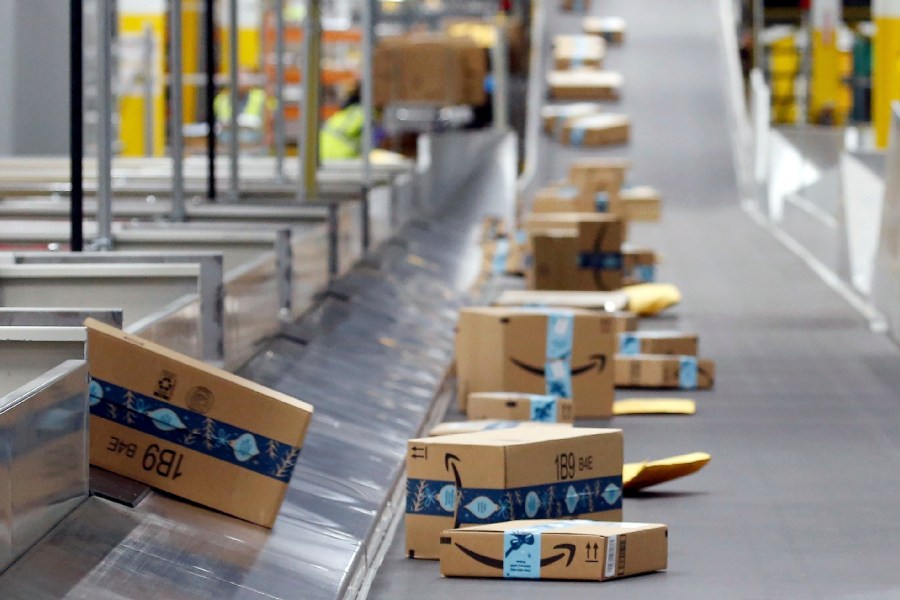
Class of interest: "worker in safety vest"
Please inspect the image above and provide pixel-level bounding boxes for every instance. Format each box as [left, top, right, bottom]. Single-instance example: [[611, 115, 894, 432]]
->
[[214, 71, 270, 145], [320, 86, 365, 160]]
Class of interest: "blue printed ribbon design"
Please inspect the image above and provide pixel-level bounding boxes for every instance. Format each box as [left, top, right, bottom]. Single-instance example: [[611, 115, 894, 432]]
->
[[618, 332, 641, 355], [89, 377, 302, 483], [527, 395, 559, 422], [407, 475, 623, 522], [578, 252, 624, 271], [595, 192, 609, 213], [545, 311, 574, 398], [492, 239, 509, 274], [679, 356, 698, 390], [503, 519, 601, 579], [569, 128, 585, 146]]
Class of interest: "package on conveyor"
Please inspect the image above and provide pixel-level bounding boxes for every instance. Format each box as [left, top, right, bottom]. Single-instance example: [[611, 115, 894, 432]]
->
[[532, 184, 604, 214], [615, 354, 715, 390], [553, 34, 606, 70], [429, 420, 574, 436], [440, 519, 667, 581], [467, 392, 575, 423], [583, 16, 627, 45], [374, 34, 487, 106], [621, 186, 662, 222], [617, 331, 698, 356], [560, 0, 592, 13], [547, 70, 623, 101], [85, 320, 313, 528], [560, 114, 630, 147], [541, 103, 604, 135], [455, 307, 617, 417], [623, 246, 658, 285], [491, 290, 638, 332], [445, 16, 529, 74], [525, 213, 625, 292], [482, 230, 527, 277], [406, 426, 624, 559]]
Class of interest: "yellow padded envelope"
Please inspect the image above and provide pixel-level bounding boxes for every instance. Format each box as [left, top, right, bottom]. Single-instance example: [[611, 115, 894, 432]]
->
[[623, 452, 711, 492], [622, 283, 682, 316], [613, 398, 696, 415]]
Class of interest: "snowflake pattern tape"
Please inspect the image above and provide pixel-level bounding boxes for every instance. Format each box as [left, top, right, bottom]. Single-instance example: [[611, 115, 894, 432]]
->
[[405, 475, 623, 522], [89, 377, 302, 483], [577, 252, 624, 271]]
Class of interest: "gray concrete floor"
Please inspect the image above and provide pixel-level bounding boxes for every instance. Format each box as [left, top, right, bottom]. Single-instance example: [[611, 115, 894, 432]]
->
[[369, 0, 900, 597]]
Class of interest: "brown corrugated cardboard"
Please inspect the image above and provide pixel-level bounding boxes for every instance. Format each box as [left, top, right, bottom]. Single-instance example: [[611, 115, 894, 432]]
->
[[621, 186, 662, 221], [561, 114, 630, 146], [526, 214, 624, 291], [482, 233, 527, 277], [614, 354, 715, 390], [467, 393, 575, 423], [455, 307, 617, 417], [617, 331, 698, 356], [623, 247, 657, 285], [583, 16, 627, 45], [429, 420, 574, 437], [440, 519, 667, 580], [541, 103, 603, 135], [406, 426, 624, 559], [547, 70, 623, 101], [553, 35, 606, 70], [560, 0, 592, 12], [532, 185, 597, 213], [85, 319, 313, 528]]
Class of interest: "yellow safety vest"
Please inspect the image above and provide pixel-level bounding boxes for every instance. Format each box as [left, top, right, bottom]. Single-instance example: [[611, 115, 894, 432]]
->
[[320, 104, 365, 160], [214, 88, 268, 123]]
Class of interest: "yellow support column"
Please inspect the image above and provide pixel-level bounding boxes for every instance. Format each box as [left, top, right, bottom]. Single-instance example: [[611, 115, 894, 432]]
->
[[809, 0, 842, 124], [874, 0, 900, 147], [118, 0, 166, 156], [769, 31, 800, 124]]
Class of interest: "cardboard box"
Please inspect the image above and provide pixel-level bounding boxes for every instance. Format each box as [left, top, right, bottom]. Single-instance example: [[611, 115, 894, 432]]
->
[[568, 158, 630, 193], [532, 185, 598, 214], [623, 247, 657, 285], [541, 103, 603, 135], [526, 214, 624, 292], [553, 35, 606, 70], [406, 426, 624, 559], [482, 232, 527, 277], [621, 186, 662, 221], [547, 70, 623, 101], [560, 0, 592, 13], [617, 331, 698, 356], [467, 393, 575, 423], [440, 519, 667, 580], [562, 114, 630, 146], [583, 16, 627, 45], [614, 354, 715, 390], [455, 307, 617, 417], [494, 289, 629, 312], [429, 420, 573, 437], [85, 319, 313, 528]]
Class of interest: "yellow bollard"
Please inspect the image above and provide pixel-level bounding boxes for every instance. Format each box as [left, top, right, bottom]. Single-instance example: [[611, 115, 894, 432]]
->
[[873, 0, 900, 147], [809, 0, 842, 124]]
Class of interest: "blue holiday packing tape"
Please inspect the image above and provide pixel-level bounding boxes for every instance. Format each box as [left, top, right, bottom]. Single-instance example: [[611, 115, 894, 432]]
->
[[492, 238, 509, 274], [89, 377, 302, 483], [406, 475, 623, 522], [618, 332, 641, 355], [527, 394, 559, 422], [595, 192, 609, 212], [558, 186, 579, 199], [545, 311, 574, 398], [632, 264, 656, 282], [503, 519, 600, 579], [679, 356, 698, 390], [569, 127, 585, 146], [577, 252, 624, 271]]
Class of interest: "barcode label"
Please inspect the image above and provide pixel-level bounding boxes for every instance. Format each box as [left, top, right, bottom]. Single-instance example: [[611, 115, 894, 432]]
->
[[604, 535, 618, 578]]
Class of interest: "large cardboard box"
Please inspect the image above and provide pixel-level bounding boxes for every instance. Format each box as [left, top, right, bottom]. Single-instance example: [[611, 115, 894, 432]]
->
[[455, 307, 617, 417], [526, 214, 625, 291], [615, 354, 715, 390], [440, 519, 667, 580], [618, 331, 698, 356], [553, 34, 606, 70], [621, 186, 662, 221], [547, 70, 623, 101], [467, 393, 575, 423], [561, 114, 630, 147], [623, 247, 658, 285], [406, 426, 624, 559], [85, 319, 313, 528], [583, 16, 627, 45], [541, 103, 603, 135]]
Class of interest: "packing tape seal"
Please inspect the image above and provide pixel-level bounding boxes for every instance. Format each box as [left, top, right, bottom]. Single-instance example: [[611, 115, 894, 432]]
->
[[545, 311, 574, 398], [492, 238, 510, 274], [595, 191, 609, 212], [559, 186, 579, 200], [633, 264, 656, 282], [570, 127, 586, 146], [527, 394, 559, 422], [503, 519, 598, 579], [679, 356, 698, 389], [89, 377, 302, 483], [618, 332, 640, 355], [578, 252, 624, 271]]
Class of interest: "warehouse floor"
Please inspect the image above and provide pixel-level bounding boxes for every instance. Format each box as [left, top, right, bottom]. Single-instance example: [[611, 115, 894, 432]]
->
[[370, 0, 900, 597]]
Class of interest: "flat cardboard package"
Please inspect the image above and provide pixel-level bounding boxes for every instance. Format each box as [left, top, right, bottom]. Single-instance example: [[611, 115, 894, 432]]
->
[[467, 393, 575, 423], [542, 103, 603, 135], [553, 34, 606, 70], [547, 70, 623, 101], [621, 186, 662, 221], [86, 319, 313, 528], [406, 426, 624, 559], [440, 519, 667, 581], [623, 247, 657, 285], [615, 354, 715, 390], [618, 331, 698, 356], [455, 307, 617, 417], [562, 114, 630, 146], [526, 214, 625, 291], [583, 16, 627, 45]]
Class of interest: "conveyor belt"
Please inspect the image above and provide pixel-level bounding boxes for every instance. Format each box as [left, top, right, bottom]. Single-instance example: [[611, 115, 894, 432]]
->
[[369, 0, 900, 597]]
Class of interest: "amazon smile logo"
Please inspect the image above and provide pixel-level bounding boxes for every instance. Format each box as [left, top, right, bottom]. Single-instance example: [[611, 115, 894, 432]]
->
[[452, 542, 576, 570], [509, 354, 608, 376]]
